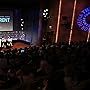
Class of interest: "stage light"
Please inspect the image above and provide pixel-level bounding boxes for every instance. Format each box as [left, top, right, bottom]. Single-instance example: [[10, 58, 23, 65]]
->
[[43, 9, 49, 18], [21, 19, 23, 21], [69, 0, 77, 45], [45, 13, 48, 15], [22, 21, 24, 24], [22, 28, 24, 30], [43, 13, 45, 16], [87, 30, 90, 42], [44, 15, 47, 18], [46, 9, 48, 12], [44, 10, 46, 13], [55, 0, 62, 43], [49, 25, 52, 29], [21, 24, 23, 27]]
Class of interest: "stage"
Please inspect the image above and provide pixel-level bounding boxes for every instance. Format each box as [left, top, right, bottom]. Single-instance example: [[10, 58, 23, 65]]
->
[[0, 40, 30, 51]]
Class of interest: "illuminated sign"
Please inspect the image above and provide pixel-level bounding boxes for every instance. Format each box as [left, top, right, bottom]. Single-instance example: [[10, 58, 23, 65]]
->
[[77, 7, 90, 32], [0, 16, 10, 23]]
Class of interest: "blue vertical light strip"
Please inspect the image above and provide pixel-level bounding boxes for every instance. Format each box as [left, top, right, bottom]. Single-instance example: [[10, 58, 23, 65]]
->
[[77, 7, 90, 32], [31, 8, 39, 45], [14, 9, 21, 32], [38, 9, 42, 44], [24, 8, 39, 44]]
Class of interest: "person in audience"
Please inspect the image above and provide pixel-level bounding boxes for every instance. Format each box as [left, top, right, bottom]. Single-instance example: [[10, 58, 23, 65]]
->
[[0, 41, 89, 90]]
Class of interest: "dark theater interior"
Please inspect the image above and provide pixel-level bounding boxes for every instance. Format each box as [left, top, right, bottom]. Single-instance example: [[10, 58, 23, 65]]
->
[[0, 0, 90, 90]]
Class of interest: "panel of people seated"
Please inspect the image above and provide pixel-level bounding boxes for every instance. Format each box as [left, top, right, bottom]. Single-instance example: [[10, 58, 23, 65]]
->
[[0, 38, 12, 48]]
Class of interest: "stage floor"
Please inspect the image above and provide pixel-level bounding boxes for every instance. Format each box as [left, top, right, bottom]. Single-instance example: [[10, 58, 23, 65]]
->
[[1, 41, 30, 51]]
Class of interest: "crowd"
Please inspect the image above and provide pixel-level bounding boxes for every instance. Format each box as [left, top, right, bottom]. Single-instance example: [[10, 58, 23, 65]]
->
[[0, 41, 90, 90]]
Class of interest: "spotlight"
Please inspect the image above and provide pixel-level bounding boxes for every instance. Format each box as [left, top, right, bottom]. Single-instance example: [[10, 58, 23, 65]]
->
[[43, 13, 45, 16], [44, 10, 46, 13], [22, 28, 24, 30], [46, 9, 48, 12], [44, 15, 47, 18], [43, 9, 49, 18], [49, 25, 52, 29], [22, 21, 24, 24], [45, 13, 48, 15], [21, 24, 23, 27], [21, 19, 23, 21]]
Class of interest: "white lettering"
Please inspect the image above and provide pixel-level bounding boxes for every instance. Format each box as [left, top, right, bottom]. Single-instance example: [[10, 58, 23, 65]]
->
[[0, 17, 10, 23]]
